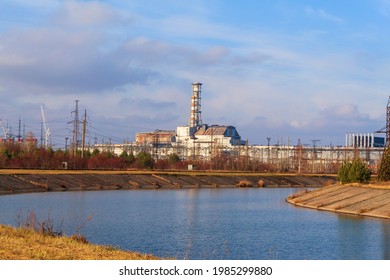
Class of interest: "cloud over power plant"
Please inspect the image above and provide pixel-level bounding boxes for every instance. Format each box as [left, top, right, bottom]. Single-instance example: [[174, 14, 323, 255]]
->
[[0, 1, 389, 148]]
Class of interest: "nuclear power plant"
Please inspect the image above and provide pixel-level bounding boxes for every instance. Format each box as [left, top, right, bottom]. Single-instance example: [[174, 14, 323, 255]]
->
[[93, 82, 387, 173], [121, 82, 246, 160]]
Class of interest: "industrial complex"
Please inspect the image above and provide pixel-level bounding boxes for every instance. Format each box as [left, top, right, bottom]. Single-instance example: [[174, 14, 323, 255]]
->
[[0, 81, 388, 172], [95, 83, 247, 159], [93, 82, 388, 173]]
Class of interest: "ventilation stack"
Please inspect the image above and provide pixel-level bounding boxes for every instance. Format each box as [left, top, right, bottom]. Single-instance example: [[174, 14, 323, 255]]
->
[[189, 82, 202, 128]]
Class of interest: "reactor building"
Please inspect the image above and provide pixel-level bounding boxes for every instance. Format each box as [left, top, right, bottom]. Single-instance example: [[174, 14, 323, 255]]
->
[[109, 82, 246, 161], [175, 82, 245, 149], [93, 83, 386, 172]]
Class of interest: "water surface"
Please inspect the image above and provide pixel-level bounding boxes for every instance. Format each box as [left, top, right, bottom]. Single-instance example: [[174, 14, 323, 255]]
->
[[1, 188, 389, 259]]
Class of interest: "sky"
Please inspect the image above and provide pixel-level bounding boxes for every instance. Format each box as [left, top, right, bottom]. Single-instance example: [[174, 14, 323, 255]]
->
[[0, 0, 390, 148]]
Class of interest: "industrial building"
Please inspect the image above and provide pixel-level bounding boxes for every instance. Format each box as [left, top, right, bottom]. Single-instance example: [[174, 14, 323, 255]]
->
[[100, 82, 247, 160], [174, 82, 245, 151], [93, 83, 389, 172], [136, 130, 176, 145], [345, 132, 385, 148]]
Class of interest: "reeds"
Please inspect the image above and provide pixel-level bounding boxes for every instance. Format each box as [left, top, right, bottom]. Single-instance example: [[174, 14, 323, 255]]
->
[[236, 180, 253, 188]]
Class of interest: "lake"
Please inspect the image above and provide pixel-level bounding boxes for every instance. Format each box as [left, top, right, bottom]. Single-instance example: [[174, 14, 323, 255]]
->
[[1, 188, 390, 259]]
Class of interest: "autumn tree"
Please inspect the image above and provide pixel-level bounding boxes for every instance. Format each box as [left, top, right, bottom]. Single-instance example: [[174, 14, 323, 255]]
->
[[378, 145, 390, 181]]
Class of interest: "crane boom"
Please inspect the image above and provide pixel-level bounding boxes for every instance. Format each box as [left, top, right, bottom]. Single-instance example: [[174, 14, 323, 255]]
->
[[40, 105, 50, 147], [0, 119, 12, 140]]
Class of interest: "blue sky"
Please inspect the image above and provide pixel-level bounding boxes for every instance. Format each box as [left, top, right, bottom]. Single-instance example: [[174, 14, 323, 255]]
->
[[0, 0, 389, 148]]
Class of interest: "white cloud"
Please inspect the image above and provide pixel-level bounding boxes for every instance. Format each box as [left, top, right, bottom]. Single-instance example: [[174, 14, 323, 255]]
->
[[52, 1, 119, 27], [290, 120, 309, 129], [322, 104, 361, 118], [305, 7, 344, 24], [0, 1, 389, 147]]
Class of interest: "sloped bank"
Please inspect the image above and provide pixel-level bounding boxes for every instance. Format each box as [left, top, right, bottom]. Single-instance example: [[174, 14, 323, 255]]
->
[[286, 184, 390, 219], [0, 171, 335, 195]]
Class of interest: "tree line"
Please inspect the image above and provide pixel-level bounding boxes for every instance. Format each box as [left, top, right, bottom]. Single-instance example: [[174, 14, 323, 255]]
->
[[3, 140, 390, 182], [0, 141, 275, 171], [0, 142, 162, 170]]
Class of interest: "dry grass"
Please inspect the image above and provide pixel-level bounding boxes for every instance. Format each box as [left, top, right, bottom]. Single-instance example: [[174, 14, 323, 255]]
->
[[236, 180, 253, 188], [257, 179, 265, 188], [324, 179, 336, 186], [340, 181, 390, 190], [0, 225, 158, 260], [128, 180, 141, 188], [365, 182, 390, 190]]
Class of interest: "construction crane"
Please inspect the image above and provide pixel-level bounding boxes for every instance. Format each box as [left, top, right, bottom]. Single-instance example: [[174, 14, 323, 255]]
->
[[40, 105, 50, 148], [0, 119, 13, 141]]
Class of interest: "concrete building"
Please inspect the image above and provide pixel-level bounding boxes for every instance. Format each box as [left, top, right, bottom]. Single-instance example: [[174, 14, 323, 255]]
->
[[92, 82, 386, 172], [194, 125, 244, 146], [99, 82, 246, 160], [345, 132, 385, 148], [173, 82, 246, 157], [136, 130, 176, 145]]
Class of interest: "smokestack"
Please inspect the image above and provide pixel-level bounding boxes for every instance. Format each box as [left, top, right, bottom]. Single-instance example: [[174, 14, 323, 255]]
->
[[190, 82, 202, 128]]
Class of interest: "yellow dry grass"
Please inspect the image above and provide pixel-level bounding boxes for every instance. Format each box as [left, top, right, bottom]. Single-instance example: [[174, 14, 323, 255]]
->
[[0, 225, 158, 260], [236, 180, 253, 187], [356, 182, 390, 190]]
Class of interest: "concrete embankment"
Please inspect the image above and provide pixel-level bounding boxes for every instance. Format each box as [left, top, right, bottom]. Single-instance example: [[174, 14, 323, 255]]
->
[[0, 171, 335, 195], [287, 184, 390, 219]]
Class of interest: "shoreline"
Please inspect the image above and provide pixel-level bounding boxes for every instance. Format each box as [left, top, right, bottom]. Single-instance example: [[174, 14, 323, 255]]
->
[[0, 170, 335, 260], [0, 170, 335, 196], [3, 171, 389, 259], [286, 183, 390, 219]]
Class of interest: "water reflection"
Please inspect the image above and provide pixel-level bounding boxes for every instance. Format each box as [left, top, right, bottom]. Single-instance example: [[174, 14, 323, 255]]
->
[[337, 216, 370, 259], [0, 189, 389, 259], [382, 222, 390, 259], [337, 215, 390, 260]]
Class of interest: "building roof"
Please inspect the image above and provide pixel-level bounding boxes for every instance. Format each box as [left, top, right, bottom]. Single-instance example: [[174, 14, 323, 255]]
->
[[137, 130, 176, 136], [195, 125, 239, 137]]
